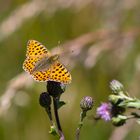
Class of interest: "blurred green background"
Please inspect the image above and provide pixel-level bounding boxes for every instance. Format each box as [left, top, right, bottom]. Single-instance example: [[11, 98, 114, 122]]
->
[[0, 0, 140, 140]]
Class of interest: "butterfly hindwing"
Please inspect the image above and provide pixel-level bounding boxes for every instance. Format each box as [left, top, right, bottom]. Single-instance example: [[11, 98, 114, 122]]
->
[[32, 71, 51, 82], [49, 61, 72, 84]]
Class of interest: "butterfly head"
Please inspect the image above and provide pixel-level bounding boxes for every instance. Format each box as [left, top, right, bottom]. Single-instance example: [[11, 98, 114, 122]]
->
[[50, 54, 59, 62]]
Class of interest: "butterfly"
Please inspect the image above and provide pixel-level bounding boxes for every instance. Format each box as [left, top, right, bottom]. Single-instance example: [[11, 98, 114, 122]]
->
[[23, 40, 72, 84]]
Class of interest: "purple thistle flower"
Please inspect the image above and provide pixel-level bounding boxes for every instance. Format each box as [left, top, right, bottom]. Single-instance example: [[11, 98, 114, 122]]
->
[[96, 103, 111, 121]]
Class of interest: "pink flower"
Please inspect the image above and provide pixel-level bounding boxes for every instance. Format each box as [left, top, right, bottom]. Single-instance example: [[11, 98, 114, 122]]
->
[[96, 103, 111, 121]]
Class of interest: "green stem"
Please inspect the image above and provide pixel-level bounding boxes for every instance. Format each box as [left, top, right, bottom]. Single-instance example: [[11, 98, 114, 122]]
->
[[126, 100, 140, 109], [53, 97, 65, 140], [75, 111, 87, 140], [53, 97, 62, 131], [119, 92, 133, 101], [45, 107, 53, 126]]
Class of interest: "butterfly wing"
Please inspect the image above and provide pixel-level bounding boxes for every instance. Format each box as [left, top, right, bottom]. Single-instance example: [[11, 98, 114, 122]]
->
[[32, 71, 51, 82], [23, 57, 37, 74], [23, 40, 51, 74], [49, 61, 72, 84], [26, 40, 51, 57]]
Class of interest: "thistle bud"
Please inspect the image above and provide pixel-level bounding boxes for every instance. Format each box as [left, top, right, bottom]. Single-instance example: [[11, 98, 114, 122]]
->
[[39, 92, 52, 108], [47, 81, 66, 98], [110, 80, 124, 94], [80, 96, 94, 111], [108, 95, 124, 105], [112, 115, 127, 126]]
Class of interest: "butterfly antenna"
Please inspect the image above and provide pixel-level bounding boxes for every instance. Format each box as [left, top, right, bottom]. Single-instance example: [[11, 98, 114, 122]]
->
[[57, 41, 74, 57], [57, 40, 62, 55]]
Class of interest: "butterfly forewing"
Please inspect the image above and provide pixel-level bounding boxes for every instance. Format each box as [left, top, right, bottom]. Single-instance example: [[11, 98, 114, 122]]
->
[[26, 40, 51, 57], [23, 40, 50, 73], [23, 57, 39, 74]]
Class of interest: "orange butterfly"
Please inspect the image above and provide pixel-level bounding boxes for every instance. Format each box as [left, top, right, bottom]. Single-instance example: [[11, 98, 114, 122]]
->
[[23, 40, 72, 84]]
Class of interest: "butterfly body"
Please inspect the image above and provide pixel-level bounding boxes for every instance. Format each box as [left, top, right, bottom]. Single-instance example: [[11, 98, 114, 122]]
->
[[23, 40, 71, 84], [31, 54, 59, 74]]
